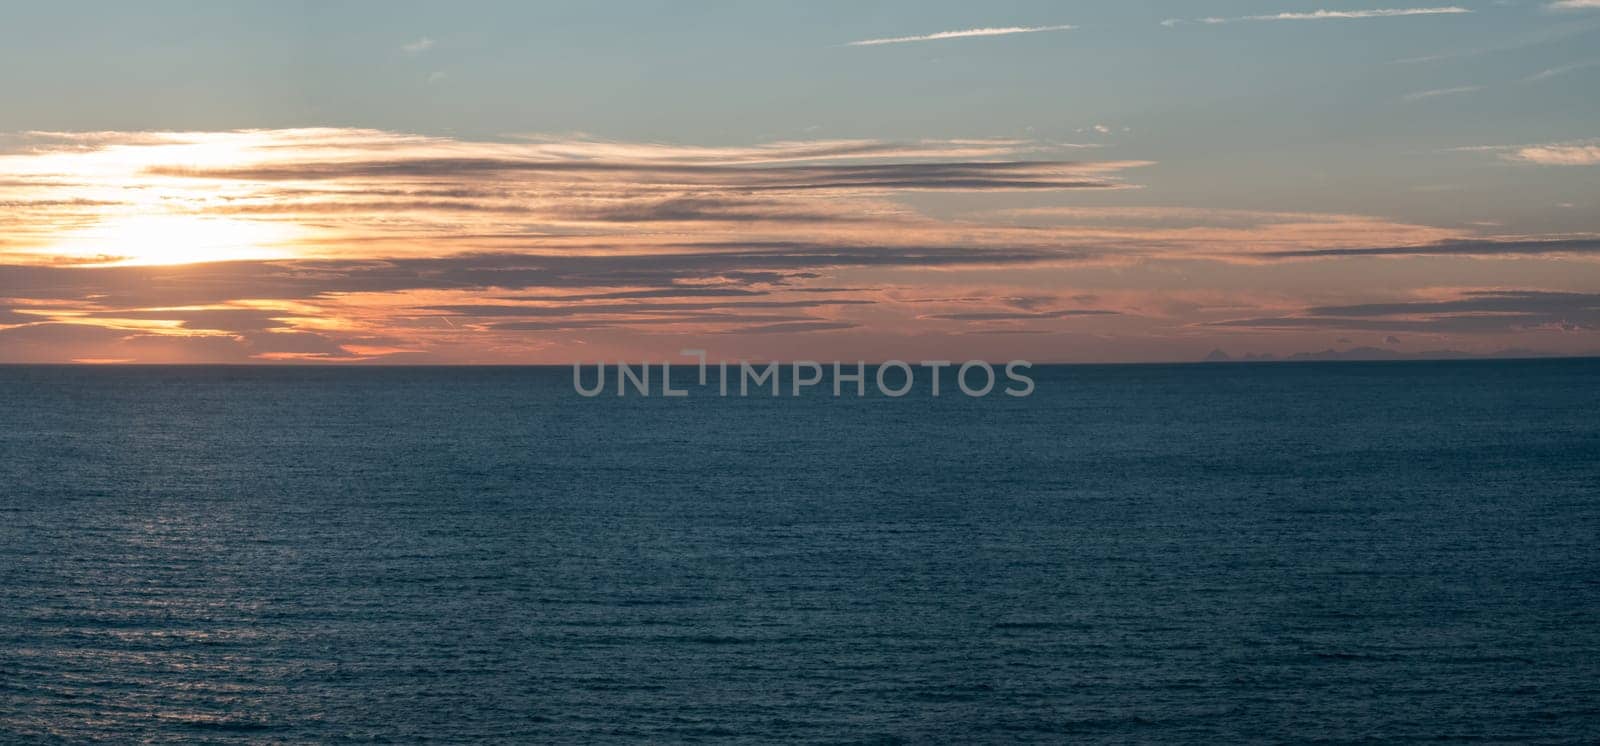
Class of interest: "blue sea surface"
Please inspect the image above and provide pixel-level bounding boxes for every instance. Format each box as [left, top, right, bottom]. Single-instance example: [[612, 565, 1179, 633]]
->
[[1, 360, 1598, 743]]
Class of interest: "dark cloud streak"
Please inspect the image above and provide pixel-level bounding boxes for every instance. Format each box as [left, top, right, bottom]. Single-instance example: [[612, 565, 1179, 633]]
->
[[1213, 291, 1600, 333], [147, 159, 1140, 192], [1260, 237, 1600, 258], [0, 244, 1058, 307]]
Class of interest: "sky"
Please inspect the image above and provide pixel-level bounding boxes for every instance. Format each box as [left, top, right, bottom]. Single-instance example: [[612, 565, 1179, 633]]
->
[[0, 0, 1597, 364]]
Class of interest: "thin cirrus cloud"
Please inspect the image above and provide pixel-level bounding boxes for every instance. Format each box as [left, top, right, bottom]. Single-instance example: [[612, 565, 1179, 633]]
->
[[1392, 18, 1600, 64], [1512, 142, 1600, 165], [1458, 140, 1600, 165], [1401, 55, 1596, 106], [1523, 60, 1600, 82], [847, 25, 1074, 46], [1164, 7, 1471, 26], [1449, 140, 1600, 166], [1402, 85, 1482, 101], [1549, 1, 1600, 9], [401, 37, 435, 54]]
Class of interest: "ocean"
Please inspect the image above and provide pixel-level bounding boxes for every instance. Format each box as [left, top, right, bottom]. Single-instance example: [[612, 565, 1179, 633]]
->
[[2, 360, 1597, 742]]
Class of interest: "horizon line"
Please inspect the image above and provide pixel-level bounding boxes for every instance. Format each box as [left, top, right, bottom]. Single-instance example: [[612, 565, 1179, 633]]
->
[[4, 354, 1597, 368]]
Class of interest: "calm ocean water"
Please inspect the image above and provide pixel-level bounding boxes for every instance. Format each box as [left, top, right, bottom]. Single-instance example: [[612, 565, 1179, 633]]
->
[[1, 360, 1597, 743]]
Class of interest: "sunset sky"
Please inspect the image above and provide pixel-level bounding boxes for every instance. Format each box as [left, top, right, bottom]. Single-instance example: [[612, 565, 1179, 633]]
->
[[1, 0, 1597, 364]]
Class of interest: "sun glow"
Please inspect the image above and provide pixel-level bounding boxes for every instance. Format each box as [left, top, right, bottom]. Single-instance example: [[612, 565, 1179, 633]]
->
[[41, 213, 300, 266], [1, 130, 338, 266]]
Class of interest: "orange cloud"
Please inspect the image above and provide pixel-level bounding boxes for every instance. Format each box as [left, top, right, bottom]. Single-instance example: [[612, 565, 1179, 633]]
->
[[1, 129, 1594, 363]]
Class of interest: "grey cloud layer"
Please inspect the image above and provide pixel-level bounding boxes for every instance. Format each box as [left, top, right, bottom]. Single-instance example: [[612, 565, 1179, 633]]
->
[[1214, 291, 1600, 333], [1260, 237, 1600, 258], [2, 130, 1594, 362], [148, 158, 1141, 192], [0, 245, 1059, 307]]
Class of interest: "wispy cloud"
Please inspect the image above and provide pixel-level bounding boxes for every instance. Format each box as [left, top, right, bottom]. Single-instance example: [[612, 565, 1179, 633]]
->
[[1393, 18, 1600, 64], [1394, 55, 1594, 104], [1449, 139, 1600, 165], [401, 37, 435, 54], [847, 25, 1074, 47], [1549, 1, 1600, 10], [1510, 141, 1600, 165], [1166, 7, 1470, 26], [1403, 85, 1482, 101], [1523, 59, 1600, 81]]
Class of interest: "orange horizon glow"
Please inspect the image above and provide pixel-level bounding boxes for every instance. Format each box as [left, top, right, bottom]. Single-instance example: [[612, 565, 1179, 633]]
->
[[1, 128, 1596, 364]]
